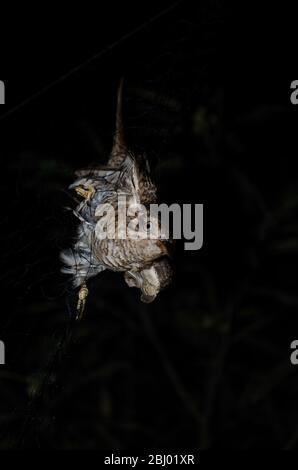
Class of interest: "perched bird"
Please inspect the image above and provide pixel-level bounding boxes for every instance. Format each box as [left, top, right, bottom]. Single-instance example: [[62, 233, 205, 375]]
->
[[61, 80, 172, 318]]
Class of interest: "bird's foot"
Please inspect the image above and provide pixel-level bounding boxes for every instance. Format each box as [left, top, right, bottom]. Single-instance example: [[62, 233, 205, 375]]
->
[[76, 283, 89, 320], [75, 185, 95, 200]]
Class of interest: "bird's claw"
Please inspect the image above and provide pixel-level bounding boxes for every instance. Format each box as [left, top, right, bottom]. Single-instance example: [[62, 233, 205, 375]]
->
[[76, 283, 89, 320], [75, 185, 95, 200]]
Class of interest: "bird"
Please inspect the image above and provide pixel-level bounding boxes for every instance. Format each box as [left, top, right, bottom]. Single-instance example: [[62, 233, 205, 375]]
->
[[60, 79, 172, 319]]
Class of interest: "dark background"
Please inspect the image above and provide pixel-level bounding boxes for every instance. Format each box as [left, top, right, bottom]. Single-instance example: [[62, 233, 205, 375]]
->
[[1, 0, 298, 449]]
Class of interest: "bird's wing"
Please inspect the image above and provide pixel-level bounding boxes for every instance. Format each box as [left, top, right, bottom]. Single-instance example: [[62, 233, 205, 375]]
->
[[72, 76, 157, 206], [114, 152, 157, 206], [108, 78, 157, 205], [109, 78, 127, 167]]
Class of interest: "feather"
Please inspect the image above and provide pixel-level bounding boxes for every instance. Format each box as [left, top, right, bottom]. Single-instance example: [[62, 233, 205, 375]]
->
[[60, 247, 105, 287], [109, 78, 126, 167], [60, 80, 172, 312]]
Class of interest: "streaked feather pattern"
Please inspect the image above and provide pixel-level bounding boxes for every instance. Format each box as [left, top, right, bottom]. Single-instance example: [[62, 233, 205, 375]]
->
[[61, 80, 172, 309]]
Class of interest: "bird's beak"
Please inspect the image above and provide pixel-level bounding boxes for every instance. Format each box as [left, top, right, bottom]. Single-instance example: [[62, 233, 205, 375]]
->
[[124, 271, 141, 288]]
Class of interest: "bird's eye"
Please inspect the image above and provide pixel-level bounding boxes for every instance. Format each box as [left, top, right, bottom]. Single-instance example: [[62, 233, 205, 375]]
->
[[146, 222, 152, 231]]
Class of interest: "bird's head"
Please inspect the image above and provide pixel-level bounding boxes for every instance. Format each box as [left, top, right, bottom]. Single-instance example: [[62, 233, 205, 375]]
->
[[124, 256, 172, 303]]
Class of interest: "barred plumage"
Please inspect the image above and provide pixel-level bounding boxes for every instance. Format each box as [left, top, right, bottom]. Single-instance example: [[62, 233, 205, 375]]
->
[[61, 80, 172, 316]]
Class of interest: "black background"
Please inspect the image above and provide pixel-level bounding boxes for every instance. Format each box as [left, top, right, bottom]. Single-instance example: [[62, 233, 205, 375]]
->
[[1, 0, 298, 450]]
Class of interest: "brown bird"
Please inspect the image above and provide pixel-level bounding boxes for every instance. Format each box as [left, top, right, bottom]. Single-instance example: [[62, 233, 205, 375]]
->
[[61, 80, 172, 318]]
